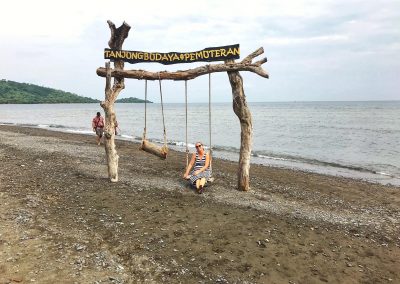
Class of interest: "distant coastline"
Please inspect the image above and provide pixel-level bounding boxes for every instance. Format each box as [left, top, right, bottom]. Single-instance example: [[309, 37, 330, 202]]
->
[[0, 80, 150, 104], [115, 97, 152, 103]]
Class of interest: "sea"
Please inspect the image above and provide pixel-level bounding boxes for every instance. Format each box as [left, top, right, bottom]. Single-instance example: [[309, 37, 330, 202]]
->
[[1, 101, 399, 186]]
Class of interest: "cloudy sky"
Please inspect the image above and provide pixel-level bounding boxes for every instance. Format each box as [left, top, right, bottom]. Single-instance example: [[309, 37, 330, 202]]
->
[[1, 0, 399, 103]]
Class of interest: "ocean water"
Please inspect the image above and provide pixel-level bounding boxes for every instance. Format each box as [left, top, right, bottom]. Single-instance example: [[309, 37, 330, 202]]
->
[[1, 101, 399, 186]]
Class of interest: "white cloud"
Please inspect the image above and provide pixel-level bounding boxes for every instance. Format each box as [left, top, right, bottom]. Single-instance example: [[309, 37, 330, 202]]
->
[[264, 34, 349, 46], [0, 0, 399, 102]]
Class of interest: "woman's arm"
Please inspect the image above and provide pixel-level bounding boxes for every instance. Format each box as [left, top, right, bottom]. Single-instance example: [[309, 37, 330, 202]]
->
[[183, 153, 196, 178]]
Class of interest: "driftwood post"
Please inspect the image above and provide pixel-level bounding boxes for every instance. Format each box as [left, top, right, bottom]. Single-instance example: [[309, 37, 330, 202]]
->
[[101, 21, 131, 182], [226, 60, 252, 191]]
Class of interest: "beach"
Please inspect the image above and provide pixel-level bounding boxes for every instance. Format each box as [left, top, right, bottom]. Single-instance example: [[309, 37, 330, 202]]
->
[[0, 125, 399, 283]]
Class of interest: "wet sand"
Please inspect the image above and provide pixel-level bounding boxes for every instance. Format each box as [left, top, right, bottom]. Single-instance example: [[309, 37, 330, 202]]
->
[[0, 125, 399, 283]]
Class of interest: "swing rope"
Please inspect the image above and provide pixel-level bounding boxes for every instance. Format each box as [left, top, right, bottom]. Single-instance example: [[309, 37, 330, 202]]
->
[[142, 79, 148, 141], [158, 73, 167, 147], [208, 73, 213, 173], [185, 80, 189, 167], [140, 75, 168, 159]]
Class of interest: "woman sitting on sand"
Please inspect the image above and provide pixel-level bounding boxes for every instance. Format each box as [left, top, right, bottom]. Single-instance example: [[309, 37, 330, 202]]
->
[[183, 142, 212, 194]]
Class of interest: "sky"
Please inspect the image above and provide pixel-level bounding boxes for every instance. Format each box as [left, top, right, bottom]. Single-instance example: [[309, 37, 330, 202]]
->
[[0, 0, 399, 103]]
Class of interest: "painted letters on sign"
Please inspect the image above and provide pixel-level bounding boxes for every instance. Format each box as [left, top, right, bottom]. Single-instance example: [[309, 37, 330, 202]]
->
[[104, 44, 240, 65]]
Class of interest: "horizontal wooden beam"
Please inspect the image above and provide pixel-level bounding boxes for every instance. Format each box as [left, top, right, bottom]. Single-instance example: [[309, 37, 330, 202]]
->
[[96, 48, 269, 81]]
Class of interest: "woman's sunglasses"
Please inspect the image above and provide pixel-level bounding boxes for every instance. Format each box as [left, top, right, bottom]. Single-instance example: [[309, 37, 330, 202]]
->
[[195, 145, 202, 148]]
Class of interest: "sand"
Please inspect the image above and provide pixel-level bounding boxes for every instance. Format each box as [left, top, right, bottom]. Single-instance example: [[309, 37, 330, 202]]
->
[[0, 125, 399, 283]]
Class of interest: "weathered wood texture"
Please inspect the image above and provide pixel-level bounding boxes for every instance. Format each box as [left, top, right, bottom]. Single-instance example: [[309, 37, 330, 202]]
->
[[226, 59, 253, 191], [140, 140, 168, 159], [100, 21, 131, 182], [97, 48, 268, 81]]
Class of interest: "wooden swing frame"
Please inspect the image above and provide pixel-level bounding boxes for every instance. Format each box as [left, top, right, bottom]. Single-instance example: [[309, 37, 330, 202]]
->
[[97, 20, 269, 191]]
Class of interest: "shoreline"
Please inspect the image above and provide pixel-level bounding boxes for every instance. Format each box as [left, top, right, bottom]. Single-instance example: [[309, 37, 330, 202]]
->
[[0, 124, 399, 283], [2, 122, 399, 187]]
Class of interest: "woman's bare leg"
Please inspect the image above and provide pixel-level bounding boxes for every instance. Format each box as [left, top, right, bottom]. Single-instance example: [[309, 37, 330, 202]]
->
[[197, 178, 206, 193]]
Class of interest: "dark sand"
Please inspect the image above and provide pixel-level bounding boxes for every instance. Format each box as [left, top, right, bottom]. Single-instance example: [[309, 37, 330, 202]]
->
[[0, 125, 399, 283]]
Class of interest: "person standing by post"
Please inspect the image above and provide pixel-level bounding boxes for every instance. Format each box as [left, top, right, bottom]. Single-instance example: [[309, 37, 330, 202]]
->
[[115, 120, 119, 135], [92, 112, 104, 145]]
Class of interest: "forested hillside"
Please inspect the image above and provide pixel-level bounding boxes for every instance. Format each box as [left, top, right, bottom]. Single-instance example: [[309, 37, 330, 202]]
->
[[115, 97, 151, 103], [0, 80, 99, 103]]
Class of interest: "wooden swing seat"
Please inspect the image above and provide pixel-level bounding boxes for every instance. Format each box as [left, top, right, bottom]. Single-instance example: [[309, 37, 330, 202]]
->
[[140, 139, 168, 159]]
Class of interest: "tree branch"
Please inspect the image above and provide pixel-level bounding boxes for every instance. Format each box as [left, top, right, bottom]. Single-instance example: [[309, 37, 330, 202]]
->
[[107, 20, 131, 49], [241, 47, 264, 64], [105, 61, 111, 94], [97, 48, 269, 80]]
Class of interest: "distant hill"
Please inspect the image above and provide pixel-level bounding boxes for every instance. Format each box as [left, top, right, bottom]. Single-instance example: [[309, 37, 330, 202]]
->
[[0, 80, 99, 104], [116, 97, 152, 103]]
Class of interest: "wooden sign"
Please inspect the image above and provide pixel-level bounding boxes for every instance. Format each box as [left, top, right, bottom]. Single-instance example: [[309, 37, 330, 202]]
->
[[104, 44, 240, 65]]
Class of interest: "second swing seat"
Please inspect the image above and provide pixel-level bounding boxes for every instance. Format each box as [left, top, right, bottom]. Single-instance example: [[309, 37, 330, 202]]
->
[[140, 139, 168, 159]]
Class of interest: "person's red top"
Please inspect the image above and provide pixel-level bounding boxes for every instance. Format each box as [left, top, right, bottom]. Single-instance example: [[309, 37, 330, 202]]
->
[[92, 116, 104, 128]]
